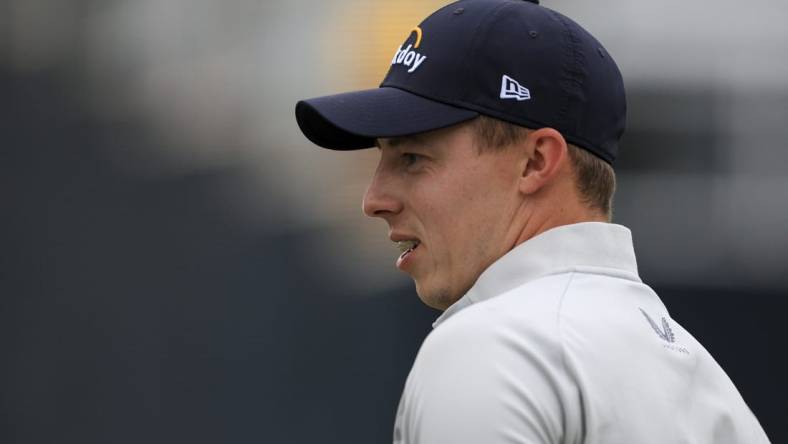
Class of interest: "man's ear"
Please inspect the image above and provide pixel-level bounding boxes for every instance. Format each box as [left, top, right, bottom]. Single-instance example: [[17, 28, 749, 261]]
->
[[518, 127, 569, 195]]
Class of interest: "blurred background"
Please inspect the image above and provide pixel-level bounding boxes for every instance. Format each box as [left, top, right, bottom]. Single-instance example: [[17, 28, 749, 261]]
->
[[1, 0, 786, 442]]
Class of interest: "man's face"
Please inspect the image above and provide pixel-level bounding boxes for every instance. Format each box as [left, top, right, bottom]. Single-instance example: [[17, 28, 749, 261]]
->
[[363, 121, 525, 310]]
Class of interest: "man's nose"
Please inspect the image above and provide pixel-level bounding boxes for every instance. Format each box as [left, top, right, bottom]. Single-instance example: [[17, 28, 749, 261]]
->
[[362, 171, 403, 218]]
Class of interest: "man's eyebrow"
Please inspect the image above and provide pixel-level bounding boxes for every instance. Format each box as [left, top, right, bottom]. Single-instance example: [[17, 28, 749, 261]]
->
[[377, 135, 420, 149]]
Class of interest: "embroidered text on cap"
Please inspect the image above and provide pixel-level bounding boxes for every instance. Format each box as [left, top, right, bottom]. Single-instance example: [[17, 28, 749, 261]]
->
[[390, 27, 427, 73]]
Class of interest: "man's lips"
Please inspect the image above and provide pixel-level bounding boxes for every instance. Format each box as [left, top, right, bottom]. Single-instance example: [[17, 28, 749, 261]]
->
[[396, 242, 420, 269], [390, 234, 422, 270]]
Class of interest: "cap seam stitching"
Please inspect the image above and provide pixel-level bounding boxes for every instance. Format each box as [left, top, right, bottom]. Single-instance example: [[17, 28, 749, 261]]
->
[[458, 1, 514, 103], [370, 84, 612, 162], [378, 84, 478, 114], [546, 10, 578, 132]]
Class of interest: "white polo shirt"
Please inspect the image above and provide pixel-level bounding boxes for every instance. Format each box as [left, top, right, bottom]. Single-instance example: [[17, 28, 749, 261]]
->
[[393, 222, 770, 444]]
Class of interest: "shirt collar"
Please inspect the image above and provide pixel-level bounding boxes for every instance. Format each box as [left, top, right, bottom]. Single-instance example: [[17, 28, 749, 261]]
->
[[432, 222, 641, 328]]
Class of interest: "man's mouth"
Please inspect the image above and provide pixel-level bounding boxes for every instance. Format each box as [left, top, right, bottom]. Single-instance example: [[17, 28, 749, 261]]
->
[[396, 239, 420, 254], [395, 239, 421, 268]]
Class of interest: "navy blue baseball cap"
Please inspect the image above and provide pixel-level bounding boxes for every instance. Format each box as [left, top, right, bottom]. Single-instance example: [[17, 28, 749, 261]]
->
[[295, 0, 626, 164]]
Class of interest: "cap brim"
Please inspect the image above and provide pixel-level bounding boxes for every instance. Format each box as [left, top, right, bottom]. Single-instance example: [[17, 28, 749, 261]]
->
[[295, 87, 479, 150]]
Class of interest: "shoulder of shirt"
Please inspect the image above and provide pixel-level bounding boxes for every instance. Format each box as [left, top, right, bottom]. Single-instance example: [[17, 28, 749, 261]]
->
[[421, 272, 576, 363], [421, 269, 652, 366], [439, 271, 574, 324]]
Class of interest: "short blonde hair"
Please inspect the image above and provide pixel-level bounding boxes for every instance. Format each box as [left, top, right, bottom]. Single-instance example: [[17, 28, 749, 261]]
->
[[470, 116, 616, 219]]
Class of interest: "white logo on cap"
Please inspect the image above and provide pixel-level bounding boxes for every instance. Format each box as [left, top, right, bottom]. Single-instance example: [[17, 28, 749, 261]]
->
[[500, 74, 531, 101], [390, 27, 427, 73], [391, 44, 427, 73]]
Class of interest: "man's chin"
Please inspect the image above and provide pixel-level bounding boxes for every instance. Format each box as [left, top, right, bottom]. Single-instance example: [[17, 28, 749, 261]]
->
[[414, 280, 457, 311]]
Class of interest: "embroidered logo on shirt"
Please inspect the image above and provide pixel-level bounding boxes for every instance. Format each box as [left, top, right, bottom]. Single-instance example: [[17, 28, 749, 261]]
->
[[639, 308, 675, 343]]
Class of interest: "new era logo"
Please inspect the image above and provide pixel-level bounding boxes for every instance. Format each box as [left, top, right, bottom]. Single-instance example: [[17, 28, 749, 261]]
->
[[500, 74, 531, 101]]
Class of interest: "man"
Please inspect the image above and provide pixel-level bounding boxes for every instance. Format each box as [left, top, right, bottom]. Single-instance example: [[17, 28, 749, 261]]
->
[[294, 0, 770, 442]]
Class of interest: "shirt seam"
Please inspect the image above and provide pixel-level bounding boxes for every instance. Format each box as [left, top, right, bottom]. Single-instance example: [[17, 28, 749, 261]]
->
[[556, 271, 585, 443]]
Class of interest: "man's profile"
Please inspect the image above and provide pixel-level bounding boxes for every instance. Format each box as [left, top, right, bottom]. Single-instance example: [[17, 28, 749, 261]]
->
[[294, 0, 770, 442]]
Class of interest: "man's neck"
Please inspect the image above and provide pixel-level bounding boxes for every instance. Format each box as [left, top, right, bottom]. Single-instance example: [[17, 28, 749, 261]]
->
[[511, 204, 608, 250]]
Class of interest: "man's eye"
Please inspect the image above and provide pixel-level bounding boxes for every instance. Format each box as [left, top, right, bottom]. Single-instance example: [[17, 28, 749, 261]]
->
[[402, 153, 422, 166]]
